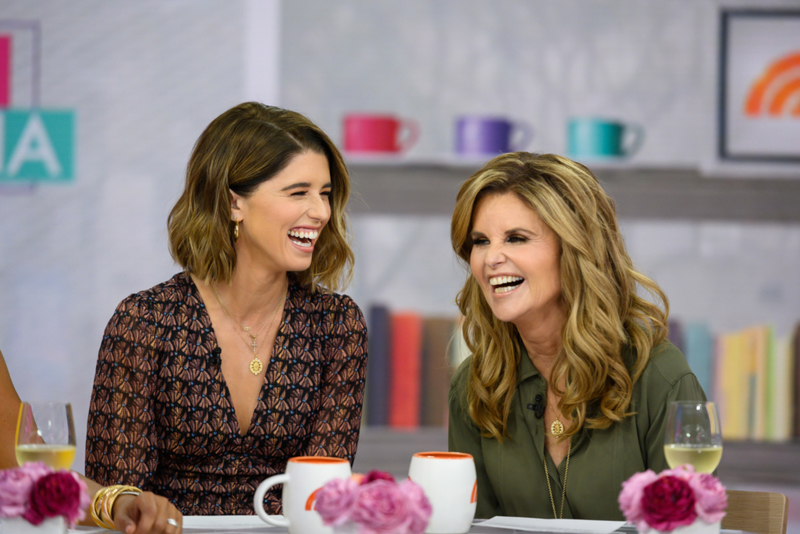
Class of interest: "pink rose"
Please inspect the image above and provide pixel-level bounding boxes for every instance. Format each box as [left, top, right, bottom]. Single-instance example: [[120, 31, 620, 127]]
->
[[22, 471, 87, 526], [689, 473, 727, 524], [618, 470, 659, 530], [316, 478, 361, 526], [0, 462, 53, 517], [397, 480, 431, 534], [641, 476, 697, 532], [351, 479, 412, 534]]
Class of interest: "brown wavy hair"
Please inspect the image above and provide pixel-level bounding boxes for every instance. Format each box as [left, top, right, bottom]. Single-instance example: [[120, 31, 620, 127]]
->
[[451, 152, 668, 441], [168, 102, 353, 291]]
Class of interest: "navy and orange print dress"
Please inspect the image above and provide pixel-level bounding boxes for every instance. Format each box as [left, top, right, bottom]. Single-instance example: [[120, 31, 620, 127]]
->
[[85, 272, 368, 515]]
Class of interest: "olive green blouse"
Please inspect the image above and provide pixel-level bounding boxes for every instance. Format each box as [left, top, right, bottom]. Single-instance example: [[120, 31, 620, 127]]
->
[[448, 340, 706, 520]]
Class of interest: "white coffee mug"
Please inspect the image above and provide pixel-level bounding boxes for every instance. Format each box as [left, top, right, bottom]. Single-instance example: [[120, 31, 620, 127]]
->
[[254, 456, 352, 534], [408, 452, 477, 534]]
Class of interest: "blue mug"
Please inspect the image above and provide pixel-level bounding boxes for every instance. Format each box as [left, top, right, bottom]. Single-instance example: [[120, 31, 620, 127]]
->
[[456, 116, 533, 156], [567, 118, 644, 160]]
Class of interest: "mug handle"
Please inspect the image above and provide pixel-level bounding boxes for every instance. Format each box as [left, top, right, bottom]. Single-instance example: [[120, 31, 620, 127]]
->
[[622, 124, 644, 157], [253, 473, 290, 527], [398, 119, 420, 152], [510, 121, 534, 152]]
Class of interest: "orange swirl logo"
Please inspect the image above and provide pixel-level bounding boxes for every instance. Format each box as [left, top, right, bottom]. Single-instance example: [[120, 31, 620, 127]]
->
[[305, 488, 320, 511], [744, 51, 800, 117]]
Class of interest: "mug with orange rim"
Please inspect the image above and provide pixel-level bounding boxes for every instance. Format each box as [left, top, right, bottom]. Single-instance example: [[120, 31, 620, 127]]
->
[[408, 451, 477, 534], [253, 456, 352, 534]]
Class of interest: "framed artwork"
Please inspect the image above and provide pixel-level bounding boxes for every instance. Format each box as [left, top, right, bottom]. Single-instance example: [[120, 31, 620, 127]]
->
[[718, 9, 800, 162]]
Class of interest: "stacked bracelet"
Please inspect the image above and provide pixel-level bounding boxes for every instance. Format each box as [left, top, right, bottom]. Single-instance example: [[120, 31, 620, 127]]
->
[[90, 485, 143, 529]]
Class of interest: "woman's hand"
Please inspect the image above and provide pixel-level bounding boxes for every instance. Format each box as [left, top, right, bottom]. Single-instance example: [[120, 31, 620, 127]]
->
[[112, 492, 183, 534]]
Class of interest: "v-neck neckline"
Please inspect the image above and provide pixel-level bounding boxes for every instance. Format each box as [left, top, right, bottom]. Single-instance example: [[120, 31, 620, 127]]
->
[[184, 272, 290, 439]]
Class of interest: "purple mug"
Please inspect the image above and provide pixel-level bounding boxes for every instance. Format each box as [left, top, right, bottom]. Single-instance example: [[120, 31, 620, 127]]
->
[[455, 116, 533, 156]]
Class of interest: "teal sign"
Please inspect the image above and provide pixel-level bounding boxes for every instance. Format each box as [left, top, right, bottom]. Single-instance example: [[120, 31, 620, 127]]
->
[[0, 109, 75, 182]]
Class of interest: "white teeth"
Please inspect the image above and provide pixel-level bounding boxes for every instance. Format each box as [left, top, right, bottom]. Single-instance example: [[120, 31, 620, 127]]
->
[[494, 285, 518, 293], [489, 276, 523, 286], [288, 229, 319, 240]]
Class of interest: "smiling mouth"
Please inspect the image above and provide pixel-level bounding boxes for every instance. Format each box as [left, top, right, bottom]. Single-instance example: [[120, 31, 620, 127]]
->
[[489, 276, 524, 294], [288, 229, 319, 248]]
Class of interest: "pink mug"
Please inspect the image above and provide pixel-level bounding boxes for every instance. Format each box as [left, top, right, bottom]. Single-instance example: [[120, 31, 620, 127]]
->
[[343, 113, 419, 153]]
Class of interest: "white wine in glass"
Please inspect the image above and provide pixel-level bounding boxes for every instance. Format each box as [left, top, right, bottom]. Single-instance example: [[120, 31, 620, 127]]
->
[[664, 401, 723, 474], [15, 402, 77, 470]]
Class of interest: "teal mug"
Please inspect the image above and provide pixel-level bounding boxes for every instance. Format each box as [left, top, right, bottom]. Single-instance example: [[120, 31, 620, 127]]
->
[[567, 118, 644, 160]]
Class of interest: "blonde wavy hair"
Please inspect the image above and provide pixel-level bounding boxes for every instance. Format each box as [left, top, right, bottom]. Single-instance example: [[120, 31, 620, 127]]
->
[[168, 102, 353, 291], [451, 152, 668, 441]]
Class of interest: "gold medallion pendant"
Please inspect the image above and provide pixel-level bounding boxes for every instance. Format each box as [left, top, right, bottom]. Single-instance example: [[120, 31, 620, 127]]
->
[[249, 357, 264, 375], [550, 418, 564, 437]]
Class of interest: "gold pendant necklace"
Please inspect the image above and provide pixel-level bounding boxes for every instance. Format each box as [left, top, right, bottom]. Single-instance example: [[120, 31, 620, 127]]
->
[[212, 284, 286, 375], [543, 437, 571, 519], [551, 418, 564, 437]]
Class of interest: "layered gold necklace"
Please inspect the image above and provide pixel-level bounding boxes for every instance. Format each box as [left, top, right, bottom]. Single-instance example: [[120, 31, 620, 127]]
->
[[543, 437, 571, 519], [544, 390, 569, 518], [212, 284, 286, 375]]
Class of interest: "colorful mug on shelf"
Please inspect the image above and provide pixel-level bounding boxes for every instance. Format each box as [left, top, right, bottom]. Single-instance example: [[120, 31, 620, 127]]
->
[[455, 116, 533, 156], [567, 117, 644, 160], [408, 451, 477, 534], [253, 456, 351, 534], [343, 113, 419, 153]]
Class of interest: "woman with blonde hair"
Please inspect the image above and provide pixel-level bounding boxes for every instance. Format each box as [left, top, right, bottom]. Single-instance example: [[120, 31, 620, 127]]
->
[[86, 103, 368, 517], [448, 152, 705, 520]]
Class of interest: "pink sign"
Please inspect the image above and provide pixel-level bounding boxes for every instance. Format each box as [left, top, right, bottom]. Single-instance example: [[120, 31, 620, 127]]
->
[[0, 35, 10, 107]]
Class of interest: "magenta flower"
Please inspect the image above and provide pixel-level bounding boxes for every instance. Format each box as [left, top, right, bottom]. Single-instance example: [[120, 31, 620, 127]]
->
[[689, 473, 728, 524], [316, 477, 361, 526], [641, 476, 697, 532], [662, 464, 696, 482], [23, 471, 88, 527], [619, 469, 660, 530]]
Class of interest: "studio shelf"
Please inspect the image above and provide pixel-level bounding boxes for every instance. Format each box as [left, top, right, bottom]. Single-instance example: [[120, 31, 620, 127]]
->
[[345, 158, 800, 222]]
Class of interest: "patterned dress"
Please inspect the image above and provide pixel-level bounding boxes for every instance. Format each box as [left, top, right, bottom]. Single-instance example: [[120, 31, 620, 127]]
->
[[85, 272, 368, 515]]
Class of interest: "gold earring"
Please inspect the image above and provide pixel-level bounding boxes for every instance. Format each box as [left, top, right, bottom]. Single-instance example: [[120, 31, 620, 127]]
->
[[234, 220, 239, 242]]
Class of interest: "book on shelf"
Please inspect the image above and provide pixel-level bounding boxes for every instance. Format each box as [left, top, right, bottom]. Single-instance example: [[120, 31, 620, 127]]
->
[[683, 323, 713, 397], [420, 316, 457, 427], [365, 304, 391, 426], [388, 312, 423, 428], [709, 323, 796, 442]]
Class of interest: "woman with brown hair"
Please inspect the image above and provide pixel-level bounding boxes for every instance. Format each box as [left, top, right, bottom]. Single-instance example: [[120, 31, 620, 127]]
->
[[86, 103, 368, 516], [448, 153, 706, 520]]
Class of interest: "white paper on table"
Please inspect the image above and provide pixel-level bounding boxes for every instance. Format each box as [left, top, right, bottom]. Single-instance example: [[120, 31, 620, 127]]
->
[[71, 516, 281, 533], [182, 515, 280, 530], [474, 517, 626, 534]]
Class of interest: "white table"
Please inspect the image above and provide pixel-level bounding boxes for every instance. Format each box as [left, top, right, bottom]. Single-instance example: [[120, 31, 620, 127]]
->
[[70, 516, 748, 534]]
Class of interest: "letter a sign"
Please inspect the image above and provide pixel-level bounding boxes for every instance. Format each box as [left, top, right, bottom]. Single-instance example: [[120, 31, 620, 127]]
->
[[0, 110, 74, 182]]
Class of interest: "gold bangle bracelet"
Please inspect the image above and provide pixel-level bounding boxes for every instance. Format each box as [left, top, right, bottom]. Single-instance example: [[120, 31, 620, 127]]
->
[[90, 485, 142, 529], [90, 487, 115, 529]]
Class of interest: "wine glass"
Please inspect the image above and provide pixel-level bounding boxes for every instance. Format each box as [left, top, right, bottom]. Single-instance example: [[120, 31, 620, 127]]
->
[[664, 401, 723, 474], [15, 401, 77, 470]]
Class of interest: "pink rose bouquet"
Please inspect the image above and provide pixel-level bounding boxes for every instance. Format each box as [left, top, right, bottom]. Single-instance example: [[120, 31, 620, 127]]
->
[[619, 465, 727, 533], [316, 470, 432, 534], [0, 462, 90, 527]]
